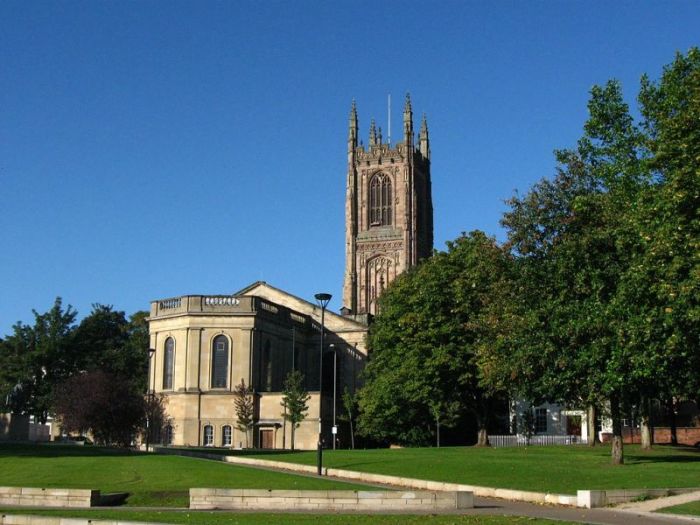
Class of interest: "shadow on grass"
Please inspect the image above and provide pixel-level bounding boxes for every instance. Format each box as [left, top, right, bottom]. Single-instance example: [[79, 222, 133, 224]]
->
[[167, 446, 303, 457], [0, 442, 140, 459], [625, 444, 700, 464]]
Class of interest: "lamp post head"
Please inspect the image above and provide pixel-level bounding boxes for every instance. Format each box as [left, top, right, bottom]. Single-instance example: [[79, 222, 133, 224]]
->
[[314, 293, 332, 309]]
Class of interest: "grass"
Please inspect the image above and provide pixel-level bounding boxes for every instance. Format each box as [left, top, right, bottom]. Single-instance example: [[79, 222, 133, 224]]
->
[[233, 444, 700, 495], [0, 443, 371, 507], [657, 500, 700, 517], [0, 509, 577, 525]]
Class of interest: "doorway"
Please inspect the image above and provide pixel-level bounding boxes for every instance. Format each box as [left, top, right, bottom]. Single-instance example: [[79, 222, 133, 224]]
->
[[260, 429, 274, 449], [566, 415, 582, 436]]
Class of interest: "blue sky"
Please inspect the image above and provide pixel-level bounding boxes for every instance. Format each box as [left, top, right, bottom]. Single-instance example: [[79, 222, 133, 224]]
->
[[1, 1, 698, 335]]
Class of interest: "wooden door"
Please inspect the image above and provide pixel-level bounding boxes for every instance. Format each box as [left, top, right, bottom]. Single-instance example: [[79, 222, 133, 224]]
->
[[260, 429, 273, 449]]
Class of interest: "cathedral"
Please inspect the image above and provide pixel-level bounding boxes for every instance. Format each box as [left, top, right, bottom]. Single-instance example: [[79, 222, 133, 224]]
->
[[147, 95, 433, 449]]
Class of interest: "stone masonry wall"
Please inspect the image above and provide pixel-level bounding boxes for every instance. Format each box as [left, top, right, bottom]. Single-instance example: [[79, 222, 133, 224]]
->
[[0, 487, 98, 508], [190, 489, 473, 511]]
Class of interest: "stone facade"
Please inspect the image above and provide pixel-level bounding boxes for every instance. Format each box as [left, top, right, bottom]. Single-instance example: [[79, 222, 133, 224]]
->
[[342, 95, 433, 315], [147, 282, 368, 450]]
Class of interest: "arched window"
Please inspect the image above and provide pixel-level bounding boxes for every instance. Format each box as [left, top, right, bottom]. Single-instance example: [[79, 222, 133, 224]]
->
[[203, 425, 213, 446], [163, 338, 174, 390], [369, 173, 392, 226], [163, 424, 173, 445], [211, 335, 229, 388], [222, 425, 232, 447]]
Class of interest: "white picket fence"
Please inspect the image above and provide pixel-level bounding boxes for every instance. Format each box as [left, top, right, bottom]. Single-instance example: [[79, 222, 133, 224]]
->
[[488, 434, 586, 448]]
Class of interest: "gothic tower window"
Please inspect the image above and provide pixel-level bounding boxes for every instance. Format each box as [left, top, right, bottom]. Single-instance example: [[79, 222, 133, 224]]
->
[[163, 337, 174, 390], [369, 172, 392, 226], [211, 335, 229, 388]]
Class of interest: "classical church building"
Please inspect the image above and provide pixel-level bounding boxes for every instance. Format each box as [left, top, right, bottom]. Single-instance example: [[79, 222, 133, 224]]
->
[[147, 95, 434, 449]]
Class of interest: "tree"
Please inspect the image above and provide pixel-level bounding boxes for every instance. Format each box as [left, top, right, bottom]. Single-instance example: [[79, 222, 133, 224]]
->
[[0, 299, 78, 423], [73, 305, 151, 390], [53, 370, 145, 446], [281, 370, 310, 451], [233, 379, 254, 448], [144, 393, 168, 448], [495, 48, 700, 464], [358, 231, 512, 446], [499, 90, 646, 464], [338, 387, 358, 449]]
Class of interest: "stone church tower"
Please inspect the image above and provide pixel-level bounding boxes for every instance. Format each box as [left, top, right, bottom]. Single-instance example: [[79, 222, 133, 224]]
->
[[342, 95, 433, 315]]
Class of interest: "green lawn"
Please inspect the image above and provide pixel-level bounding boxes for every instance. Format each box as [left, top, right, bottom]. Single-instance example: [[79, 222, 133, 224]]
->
[[657, 500, 700, 517], [0, 444, 370, 507], [0, 509, 575, 525], [237, 444, 700, 495]]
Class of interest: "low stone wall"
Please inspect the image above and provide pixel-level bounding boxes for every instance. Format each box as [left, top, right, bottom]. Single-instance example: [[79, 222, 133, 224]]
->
[[0, 487, 98, 508], [190, 488, 473, 511], [577, 488, 700, 508]]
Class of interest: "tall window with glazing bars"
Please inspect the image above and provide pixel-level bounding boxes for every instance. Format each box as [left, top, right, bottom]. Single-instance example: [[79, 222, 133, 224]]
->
[[163, 337, 174, 390], [369, 172, 392, 226], [211, 335, 229, 388]]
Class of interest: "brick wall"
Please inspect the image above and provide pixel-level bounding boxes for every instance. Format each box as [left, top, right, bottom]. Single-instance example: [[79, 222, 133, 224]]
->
[[620, 427, 700, 446]]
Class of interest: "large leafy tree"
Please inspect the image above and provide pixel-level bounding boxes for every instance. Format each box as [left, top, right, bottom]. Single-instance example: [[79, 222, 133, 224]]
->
[[73, 305, 150, 384], [0, 299, 78, 423], [0, 300, 151, 433], [494, 48, 699, 464], [358, 231, 512, 446], [53, 369, 146, 446], [614, 49, 700, 442]]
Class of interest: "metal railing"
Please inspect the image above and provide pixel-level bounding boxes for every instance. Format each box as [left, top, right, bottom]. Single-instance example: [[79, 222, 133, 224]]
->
[[488, 434, 586, 448]]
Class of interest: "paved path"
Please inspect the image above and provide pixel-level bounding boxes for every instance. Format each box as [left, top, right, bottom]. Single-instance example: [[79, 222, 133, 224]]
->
[[5, 497, 698, 525], [617, 490, 700, 512], [471, 495, 700, 525]]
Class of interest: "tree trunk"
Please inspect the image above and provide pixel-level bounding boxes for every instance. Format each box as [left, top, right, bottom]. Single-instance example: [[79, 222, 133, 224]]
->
[[349, 418, 355, 450], [667, 398, 678, 445], [436, 419, 441, 448], [640, 397, 652, 450], [282, 418, 287, 450], [640, 414, 652, 450], [476, 427, 490, 447], [475, 403, 491, 447], [610, 395, 624, 465], [587, 405, 597, 446], [291, 425, 295, 452]]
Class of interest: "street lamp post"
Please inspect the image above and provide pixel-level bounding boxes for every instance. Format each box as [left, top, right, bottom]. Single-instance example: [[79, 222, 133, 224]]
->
[[145, 348, 155, 452], [314, 292, 332, 476], [330, 344, 337, 450]]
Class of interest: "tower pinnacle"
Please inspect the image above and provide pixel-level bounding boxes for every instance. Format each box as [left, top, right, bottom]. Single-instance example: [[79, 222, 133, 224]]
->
[[419, 113, 430, 159], [403, 93, 413, 144], [348, 99, 358, 150]]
